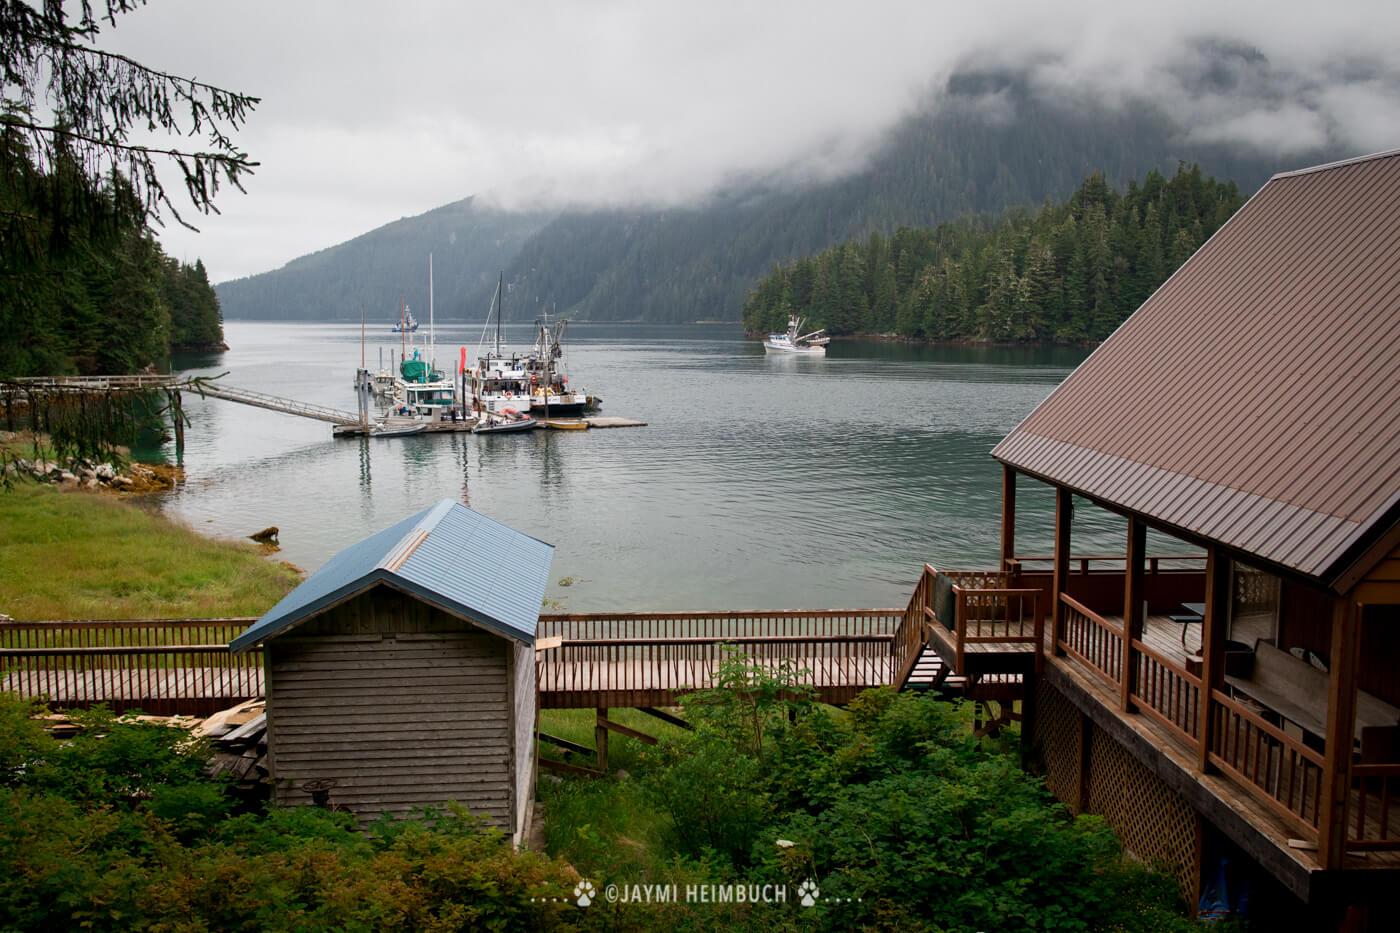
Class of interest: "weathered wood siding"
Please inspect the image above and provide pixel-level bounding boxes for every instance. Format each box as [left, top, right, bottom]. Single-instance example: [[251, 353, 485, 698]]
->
[[512, 639, 536, 844], [265, 586, 514, 827]]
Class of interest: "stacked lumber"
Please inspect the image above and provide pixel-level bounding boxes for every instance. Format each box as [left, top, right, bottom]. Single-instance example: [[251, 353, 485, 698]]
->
[[201, 699, 269, 790]]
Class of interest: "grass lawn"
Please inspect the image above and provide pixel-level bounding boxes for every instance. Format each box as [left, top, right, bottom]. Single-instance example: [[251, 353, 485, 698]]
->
[[0, 482, 299, 620]]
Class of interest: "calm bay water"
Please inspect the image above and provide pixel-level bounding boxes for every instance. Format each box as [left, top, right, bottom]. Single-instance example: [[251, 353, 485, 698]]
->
[[159, 321, 1129, 611]]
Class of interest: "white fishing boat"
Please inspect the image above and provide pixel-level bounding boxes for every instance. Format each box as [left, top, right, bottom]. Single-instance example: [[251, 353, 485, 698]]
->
[[763, 314, 830, 355], [525, 317, 593, 416]]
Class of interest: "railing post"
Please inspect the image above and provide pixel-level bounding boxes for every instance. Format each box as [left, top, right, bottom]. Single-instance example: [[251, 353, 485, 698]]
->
[[1196, 545, 1229, 772], [955, 588, 967, 673], [1318, 597, 1361, 869], [1120, 516, 1145, 712], [1051, 487, 1071, 655], [999, 465, 1016, 574]]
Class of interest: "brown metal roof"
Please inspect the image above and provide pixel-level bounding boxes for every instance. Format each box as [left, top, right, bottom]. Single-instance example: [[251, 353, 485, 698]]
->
[[992, 149, 1400, 585]]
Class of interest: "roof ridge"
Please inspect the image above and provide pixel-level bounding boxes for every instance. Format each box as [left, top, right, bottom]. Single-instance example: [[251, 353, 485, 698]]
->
[[1269, 147, 1400, 181]]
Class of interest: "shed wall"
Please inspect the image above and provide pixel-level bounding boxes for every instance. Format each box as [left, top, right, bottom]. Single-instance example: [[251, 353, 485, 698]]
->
[[512, 639, 537, 844], [266, 587, 513, 826]]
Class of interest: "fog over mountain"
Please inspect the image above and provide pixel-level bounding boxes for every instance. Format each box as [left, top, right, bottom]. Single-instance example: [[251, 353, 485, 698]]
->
[[103, 1, 1400, 287]]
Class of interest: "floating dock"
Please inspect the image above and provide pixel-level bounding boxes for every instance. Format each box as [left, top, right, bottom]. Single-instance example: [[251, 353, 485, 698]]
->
[[332, 414, 647, 437]]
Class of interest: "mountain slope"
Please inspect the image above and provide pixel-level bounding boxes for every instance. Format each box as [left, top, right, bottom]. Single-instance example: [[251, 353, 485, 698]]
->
[[215, 198, 554, 321], [218, 71, 1333, 324]]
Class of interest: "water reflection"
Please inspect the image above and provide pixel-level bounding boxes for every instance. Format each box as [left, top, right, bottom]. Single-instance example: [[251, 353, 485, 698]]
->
[[159, 321, 1099, 611]]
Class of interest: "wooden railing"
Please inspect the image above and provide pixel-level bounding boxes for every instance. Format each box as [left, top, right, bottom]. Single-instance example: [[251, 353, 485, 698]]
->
[[1057, 594, 1122, 684], [1207, 689, 1324, 836], [1131, 638, 1200, 742], [1007, 553, 1207, 575], [537, 631, 897, 708], [954, 585, 1043, 672], [1351, 764, 1400, 851], [894, 567, 937, 687], [0, 618, 263, 716], [537, 610, 903, 707]]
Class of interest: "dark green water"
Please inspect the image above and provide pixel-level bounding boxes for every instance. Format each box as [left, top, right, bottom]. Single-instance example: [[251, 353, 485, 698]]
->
[[161, 322, 1127, 611]]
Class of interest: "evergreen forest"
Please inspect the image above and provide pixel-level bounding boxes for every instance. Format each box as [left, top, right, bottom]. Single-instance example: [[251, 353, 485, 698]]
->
[[0, 132, 225, 377], [742, 165, 1244, 343]]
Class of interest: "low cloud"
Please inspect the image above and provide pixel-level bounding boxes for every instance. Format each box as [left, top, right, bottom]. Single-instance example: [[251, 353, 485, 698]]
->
[[97, 1, 1400, 280]]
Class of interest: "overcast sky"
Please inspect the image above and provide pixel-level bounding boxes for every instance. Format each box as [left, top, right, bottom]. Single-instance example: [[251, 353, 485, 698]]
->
[[101, 1, 1400, 282]]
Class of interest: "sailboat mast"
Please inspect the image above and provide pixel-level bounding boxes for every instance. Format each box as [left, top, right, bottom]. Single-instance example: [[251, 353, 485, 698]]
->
[[496, 272, 503, 356], [428, 253, 436, 372]]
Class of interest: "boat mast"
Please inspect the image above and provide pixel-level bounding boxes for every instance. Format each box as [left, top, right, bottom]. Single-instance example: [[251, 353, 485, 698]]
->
[[496, 271, 503, 357], [428, 253, 436, 374]]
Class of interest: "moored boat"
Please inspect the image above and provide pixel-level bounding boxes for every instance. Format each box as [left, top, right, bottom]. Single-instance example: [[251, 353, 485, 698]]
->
[[763, 314, 830, 355]]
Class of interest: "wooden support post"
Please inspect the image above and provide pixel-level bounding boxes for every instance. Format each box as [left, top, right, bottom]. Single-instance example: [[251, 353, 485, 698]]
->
[[1318, 597, 1360, 870], [1051, 488, 1071, 655], [999, 465, 1017, 574], [1120, 516, 1145, 712], [171, 390, 185, 464], [594, 707, 609, 772], [1197, 545, 1229, 772]]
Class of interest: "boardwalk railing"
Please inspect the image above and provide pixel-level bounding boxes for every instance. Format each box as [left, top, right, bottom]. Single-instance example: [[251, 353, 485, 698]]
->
[[1351, 764, 1400, 851], [2, 611, 904, 715], [0, 618, 264, 717], [1131, 637, 1200, 742], [537, 610, 903, 708]]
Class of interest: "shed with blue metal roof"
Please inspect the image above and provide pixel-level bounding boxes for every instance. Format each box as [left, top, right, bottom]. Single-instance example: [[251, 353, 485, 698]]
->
[[234, 500, 552, 844]]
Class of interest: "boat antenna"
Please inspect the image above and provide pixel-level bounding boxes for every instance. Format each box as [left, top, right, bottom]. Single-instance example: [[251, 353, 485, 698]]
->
[[428, 253, 436, 373], [496, 271, 503, 356]]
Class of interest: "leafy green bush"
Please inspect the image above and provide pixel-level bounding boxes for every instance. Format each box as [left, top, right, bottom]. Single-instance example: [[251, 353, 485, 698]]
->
[[0, 696, 585, 931]]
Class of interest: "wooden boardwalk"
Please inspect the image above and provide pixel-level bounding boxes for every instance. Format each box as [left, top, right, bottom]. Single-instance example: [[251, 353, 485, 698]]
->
[[1, 611, 909, 716]]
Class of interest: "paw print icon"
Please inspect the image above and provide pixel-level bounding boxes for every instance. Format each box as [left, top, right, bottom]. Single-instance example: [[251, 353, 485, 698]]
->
[[574, 880, 596, 907], [796, 879, 820, 908]]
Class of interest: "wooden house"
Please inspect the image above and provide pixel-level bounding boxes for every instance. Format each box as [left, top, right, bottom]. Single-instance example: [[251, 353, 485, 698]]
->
[[230, 499, 553, 846], [901, 150, 1400, 929]]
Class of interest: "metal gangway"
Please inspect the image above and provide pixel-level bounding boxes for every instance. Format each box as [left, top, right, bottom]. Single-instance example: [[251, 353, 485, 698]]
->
[[191, 382, 365, 426]]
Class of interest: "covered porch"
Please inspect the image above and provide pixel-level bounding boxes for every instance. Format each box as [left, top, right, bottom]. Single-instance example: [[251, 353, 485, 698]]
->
[[916, 465, 1400, 878]]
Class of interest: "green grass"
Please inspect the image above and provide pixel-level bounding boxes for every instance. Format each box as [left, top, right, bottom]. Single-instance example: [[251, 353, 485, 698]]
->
[[0, 482, 299, 620], [536, 708, 690, 878]]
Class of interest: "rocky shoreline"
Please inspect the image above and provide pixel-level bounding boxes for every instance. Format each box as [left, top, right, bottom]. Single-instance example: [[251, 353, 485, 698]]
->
[[4, 454, 180, 493]]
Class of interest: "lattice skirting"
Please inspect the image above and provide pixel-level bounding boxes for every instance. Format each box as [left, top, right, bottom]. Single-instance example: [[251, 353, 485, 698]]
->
[[1032, 677, 1082, 810], [1031, 679, 1200, 903]]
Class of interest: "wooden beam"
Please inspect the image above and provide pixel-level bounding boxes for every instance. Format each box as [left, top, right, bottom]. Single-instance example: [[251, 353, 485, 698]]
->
[[637, 706, 692, 730], [1000, 465, 1017, 573], [1052, 487, 1071, 656], [1197, 544, 1230, 772], [536, 731, 592, 757], [539, 757, 604, 778], [1120, 516, 1146, 712], [597, 715, 658, 745], [1318, 596, 1360, 870]]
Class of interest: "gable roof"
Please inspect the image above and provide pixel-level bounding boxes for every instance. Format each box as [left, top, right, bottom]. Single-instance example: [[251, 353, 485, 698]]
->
[[993, 149, 1400, 586], [231, 500, 554, 651]]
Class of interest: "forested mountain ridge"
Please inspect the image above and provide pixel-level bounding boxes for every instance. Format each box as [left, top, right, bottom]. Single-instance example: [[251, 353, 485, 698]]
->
[[215, 199, 554, 322], [216, 68, 1331, 324], [742, 165, 1244, 343]]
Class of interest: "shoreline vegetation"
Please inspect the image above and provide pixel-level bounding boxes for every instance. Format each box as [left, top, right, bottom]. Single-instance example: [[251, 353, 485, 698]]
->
[[0, 438, 299, 620], [742, 165, 1244, 345]]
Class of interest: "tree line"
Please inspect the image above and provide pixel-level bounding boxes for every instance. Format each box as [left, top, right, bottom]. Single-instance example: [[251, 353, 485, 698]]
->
[[742, 164, 1245, 343], [0, 131, 226, 377]]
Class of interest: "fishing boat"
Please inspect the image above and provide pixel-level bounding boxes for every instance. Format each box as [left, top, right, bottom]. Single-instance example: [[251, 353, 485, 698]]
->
[[525, 317, 594, 416], [390, 307, 420, 333], [763, 314, 830, 355]]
